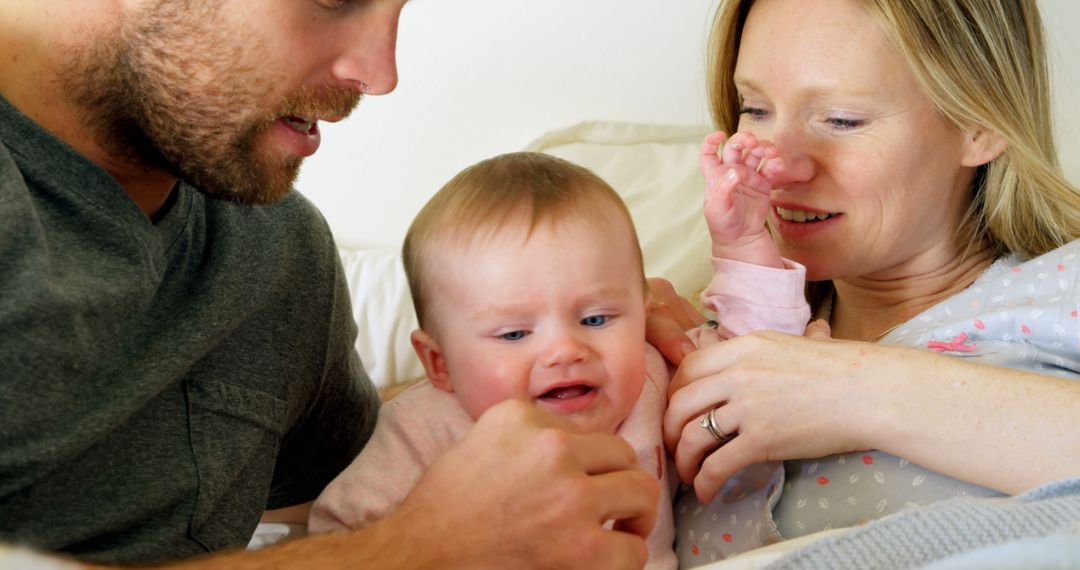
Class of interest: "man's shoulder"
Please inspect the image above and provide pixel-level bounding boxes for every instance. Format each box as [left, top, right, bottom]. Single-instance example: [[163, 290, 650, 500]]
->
[[263, 190, 326, 226]]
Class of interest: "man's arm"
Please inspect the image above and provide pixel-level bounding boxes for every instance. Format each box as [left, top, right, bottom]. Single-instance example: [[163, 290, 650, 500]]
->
[[69, 400, 659, 570], [259, 502, 311, 525]]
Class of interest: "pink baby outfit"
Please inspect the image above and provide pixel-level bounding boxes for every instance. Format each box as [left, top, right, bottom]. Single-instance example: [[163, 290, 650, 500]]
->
[[310, 346, 679, 568], [310, 257, 810, 569]]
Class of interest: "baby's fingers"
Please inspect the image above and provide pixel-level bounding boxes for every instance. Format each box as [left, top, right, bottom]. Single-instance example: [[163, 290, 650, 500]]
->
[[760, 156, 788, 185], [720, 131, 762, 164], [742, 140, 782, 171], [700, 132, 728, 158]]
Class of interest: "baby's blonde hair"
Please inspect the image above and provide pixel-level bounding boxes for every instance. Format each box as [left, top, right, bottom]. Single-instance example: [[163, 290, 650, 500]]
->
[[403, 152, 645, 328], [707, 0, 1080, 260]]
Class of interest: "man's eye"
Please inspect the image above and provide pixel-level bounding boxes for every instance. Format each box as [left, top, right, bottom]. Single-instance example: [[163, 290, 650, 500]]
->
[[581, 315, 608, 327], [500, 330, 528, 341]]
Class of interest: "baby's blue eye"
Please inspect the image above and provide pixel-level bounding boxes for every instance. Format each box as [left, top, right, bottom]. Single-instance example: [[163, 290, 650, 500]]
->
[[500, 330, 528, 341], [581, 315, 608, 327]]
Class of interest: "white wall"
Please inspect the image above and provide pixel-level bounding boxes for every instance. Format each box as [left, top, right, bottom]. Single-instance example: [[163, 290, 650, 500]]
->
[[298, 0, 717, 249], [297, 0, 1080, 249], [1044, 0, 1080, 183]]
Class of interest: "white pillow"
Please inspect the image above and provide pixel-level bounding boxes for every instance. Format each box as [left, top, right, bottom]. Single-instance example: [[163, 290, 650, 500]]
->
[[525, 121, 713, 300], [338, 247, 424, 388], [343, 120, 713, 388]]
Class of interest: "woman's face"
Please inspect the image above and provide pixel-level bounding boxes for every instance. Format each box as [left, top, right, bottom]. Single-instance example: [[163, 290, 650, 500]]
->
[[734, 0, 978, 282]]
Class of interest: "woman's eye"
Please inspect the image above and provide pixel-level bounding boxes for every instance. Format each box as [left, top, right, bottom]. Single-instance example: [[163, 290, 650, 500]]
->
[[581, 315, 609, 327], [826, 117, 866, 130], [500, 330, 528, 342], [738, 106, 769, 121]]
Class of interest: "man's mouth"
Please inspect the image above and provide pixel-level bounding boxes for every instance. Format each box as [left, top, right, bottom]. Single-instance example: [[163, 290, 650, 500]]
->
[[775, 206, 837, 223], [282, 115, 317, 135]]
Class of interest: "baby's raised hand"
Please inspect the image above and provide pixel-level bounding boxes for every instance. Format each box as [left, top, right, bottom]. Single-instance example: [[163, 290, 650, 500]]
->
[[700, 131, 785, 260]]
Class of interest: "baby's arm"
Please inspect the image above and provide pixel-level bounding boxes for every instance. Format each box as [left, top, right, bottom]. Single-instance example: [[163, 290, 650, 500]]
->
[[700, 131, 785, 268], [309, 386, 470, 532], [700, 257, 811, 339]]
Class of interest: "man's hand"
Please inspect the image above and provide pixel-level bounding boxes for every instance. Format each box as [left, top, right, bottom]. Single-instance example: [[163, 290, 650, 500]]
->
[[382, 400, 660, 569]]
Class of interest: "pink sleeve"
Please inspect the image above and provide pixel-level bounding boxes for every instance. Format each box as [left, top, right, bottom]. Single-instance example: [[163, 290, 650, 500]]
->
[[308, 384, 472, 532], [701, 257, 810, 337]]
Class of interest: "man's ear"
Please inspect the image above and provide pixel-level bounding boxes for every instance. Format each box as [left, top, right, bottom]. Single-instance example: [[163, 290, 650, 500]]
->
[[961, 128, 1008, 168], [411, 329, 453, 392]]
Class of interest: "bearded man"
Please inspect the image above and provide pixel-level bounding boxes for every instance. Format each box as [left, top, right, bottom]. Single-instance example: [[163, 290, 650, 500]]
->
[[0, 2, 659, 569]]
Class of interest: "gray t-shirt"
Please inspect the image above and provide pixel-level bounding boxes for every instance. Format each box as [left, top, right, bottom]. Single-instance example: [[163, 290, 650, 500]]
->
[[0, 95, 379, 564]]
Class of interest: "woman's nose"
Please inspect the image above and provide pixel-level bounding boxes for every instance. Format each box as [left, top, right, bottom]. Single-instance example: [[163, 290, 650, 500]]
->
[[763, 125, 816, 188]]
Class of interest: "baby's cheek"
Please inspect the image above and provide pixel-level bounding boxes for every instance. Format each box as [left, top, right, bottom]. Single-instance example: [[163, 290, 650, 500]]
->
[[458, 381, 518, 422], [616, 364, 649, 413]]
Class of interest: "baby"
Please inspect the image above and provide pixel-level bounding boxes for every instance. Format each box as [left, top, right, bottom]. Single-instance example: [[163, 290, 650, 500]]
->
[[310, 141, 808, 568]]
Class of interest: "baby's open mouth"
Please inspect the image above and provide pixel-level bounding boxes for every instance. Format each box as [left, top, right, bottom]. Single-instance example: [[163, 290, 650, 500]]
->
[[539, 385, 594, 400]]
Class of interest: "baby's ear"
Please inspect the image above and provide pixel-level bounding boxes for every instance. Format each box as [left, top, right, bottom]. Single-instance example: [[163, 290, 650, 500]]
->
[[411, 329, 453, 392], [961, 128, 1008, 167]]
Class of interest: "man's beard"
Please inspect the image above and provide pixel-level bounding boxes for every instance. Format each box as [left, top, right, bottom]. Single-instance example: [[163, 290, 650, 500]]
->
[[61, 3, 360, 205]]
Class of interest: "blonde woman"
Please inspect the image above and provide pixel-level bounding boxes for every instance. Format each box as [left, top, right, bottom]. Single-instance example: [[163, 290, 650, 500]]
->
[[648, 0, 1080, 564]]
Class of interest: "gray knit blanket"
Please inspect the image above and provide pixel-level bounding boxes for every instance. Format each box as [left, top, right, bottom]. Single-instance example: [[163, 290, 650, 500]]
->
[[766, 476, 1080, 570]]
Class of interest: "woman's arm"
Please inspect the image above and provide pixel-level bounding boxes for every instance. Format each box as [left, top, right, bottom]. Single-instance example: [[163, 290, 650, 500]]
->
[[664, 332, 1080, 502]]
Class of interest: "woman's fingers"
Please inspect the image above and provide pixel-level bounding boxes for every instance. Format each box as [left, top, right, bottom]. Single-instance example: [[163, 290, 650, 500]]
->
[[672, 408, 738, 484], [693, 435, 759, 503], [663, 348, 743, 448], [805, 318, 832, 339], [645, 278, 707, 365], [666, 335, 751, 397], [647, 277, 705, 329], [645, 307, 695, 366]]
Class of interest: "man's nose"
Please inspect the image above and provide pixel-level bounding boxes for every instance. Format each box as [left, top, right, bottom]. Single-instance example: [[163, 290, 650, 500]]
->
[[330, 3, 402, 95]]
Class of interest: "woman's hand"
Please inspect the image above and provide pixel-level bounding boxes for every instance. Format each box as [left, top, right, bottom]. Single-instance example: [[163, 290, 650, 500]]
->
[[663, 322, 899, 502], [644, 277, 707, 366]]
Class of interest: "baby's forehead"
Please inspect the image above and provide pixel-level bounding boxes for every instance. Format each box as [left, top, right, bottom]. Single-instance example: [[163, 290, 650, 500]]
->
[[423, 211, 630, 263]]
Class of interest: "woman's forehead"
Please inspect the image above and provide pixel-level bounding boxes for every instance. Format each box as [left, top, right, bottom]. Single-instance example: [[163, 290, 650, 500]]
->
[[735, 0, 913, 101]]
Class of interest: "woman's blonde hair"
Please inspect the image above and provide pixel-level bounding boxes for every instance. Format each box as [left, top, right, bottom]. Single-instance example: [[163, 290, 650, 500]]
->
[[402, 152, 645, 328], [707, 0, 1080, 260]]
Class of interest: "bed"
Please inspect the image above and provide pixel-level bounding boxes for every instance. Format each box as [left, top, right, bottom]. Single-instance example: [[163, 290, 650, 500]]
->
[[278, 0, 1080, 566]]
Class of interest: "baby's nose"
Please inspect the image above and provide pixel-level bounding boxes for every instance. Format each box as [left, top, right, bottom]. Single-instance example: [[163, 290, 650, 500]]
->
[[541, 333, 589, 368]]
